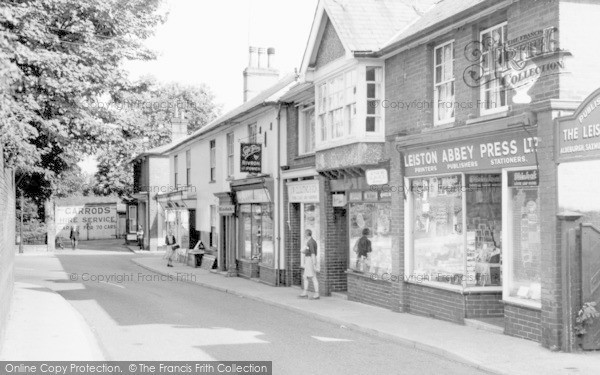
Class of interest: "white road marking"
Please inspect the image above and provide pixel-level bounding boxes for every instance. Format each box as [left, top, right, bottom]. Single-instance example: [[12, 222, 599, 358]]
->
[[99, 281, 125, 289], [311, 336, 352, 342]]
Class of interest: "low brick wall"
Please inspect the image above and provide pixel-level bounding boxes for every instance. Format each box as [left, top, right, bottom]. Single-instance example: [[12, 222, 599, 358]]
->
[[258, 265, 277, 286], [504, 303, 542, 342], [407, 283, 466, 323], [238, 259, 259, 279], [465, 291, 504, 318], [347, 271, 394, 310]]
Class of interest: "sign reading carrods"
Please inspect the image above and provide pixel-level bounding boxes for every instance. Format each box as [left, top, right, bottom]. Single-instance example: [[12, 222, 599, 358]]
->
[[240, 143, 262, 173], [55, 204, 117, 240], [557, 88, 600, 162], [400, 131, 539, 176]]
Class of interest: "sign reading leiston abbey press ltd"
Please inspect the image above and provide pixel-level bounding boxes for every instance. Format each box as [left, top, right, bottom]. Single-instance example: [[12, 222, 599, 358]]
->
[[240, 143, 262, 173], [557, 88, 600, 162], [401, 130, 539, 176]]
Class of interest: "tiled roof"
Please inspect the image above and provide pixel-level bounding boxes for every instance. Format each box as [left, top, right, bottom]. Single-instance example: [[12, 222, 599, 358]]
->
[[133, 142, 173, 161], [384, 0, 491, 49], [159, 74, 297, 154], [323, 0, 438, 52]]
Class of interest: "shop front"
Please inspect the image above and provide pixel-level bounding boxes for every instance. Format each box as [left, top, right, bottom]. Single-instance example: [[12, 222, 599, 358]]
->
[[157, 192, 197, 252], [231, 178, 276, 284], [398, 128, 540, 327], [285, 178, 322, 287]]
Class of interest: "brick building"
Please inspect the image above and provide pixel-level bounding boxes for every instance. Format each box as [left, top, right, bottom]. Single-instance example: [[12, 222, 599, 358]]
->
[[287, 0, 600, 351], [0, 144, 16, 343]]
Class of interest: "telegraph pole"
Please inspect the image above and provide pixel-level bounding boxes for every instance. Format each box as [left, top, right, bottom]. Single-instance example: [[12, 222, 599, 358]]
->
[[18, 189, 23, 254]]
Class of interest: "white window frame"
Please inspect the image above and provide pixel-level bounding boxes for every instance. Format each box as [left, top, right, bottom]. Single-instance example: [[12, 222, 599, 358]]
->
[[185, 149, 191, 186], [501, 167, 542, 309], [434, 40, 455, 126], [173, 155, 179, 188], [226, 132, 234, 178], [365, 66, 383, 133], [209, 140, 216, 182], [248, 123, 257, 144], [298, 106, 316, 155], [479, 22, 509, 116]]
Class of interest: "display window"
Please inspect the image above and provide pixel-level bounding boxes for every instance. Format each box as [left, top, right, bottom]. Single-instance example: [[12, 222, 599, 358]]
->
[[240, 203, 274, 266], [349, 202, 392, 274], [408, 173, 502, 287], [301, 203, 322, 271]]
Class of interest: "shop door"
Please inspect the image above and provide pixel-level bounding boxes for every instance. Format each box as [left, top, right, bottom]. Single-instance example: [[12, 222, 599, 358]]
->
[[189, 209, 198, 249], [581, 224, 600, 350]]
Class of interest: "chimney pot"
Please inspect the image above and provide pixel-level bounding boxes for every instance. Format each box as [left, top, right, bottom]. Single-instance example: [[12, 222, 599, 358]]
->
[[258, 47, 267, 69], [249, 46, 258, 68], [267, 47, 275, 68]]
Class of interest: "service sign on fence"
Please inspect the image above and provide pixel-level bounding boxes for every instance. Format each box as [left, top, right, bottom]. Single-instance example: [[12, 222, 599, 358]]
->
[[55, 204, 118, 240]]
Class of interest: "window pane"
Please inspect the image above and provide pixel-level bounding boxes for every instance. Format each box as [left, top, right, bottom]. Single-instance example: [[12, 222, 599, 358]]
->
[[507, 186, 541, 302], [252, 204, 262, 259], [435, 66, 442, 84], [465, 174, 502, 286], [366, 67, 376, 82], [261, 204, 274, 266], [367, 83, 376, 99], [349, 203, 391, 274], [366, 116, 376, 132], [435, 47, 442, 66], [412, 175, 464, 284]]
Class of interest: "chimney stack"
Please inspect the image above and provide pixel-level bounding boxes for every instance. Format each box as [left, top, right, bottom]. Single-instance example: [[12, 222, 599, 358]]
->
[[243, 46, 279, 102], [171, 109, 188, 143]]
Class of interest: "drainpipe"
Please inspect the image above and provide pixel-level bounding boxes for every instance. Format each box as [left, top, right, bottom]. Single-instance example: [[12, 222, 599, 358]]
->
[[275, 103, 283, 286]]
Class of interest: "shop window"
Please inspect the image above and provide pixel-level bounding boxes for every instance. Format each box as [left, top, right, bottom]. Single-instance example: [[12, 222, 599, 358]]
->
[[409, 174, 502, 287], [559, 160, 600, 228], [434, 40, 455, 125], [480, 23, 509, 114], [248, 123, 257, 143], [505, 170, 541, 305], [128, 206, 137, 233], [412, 175, 464, 284], [239, 203, 274, 266], [210, 205, 217, 248], [349, 202, 392, 274]]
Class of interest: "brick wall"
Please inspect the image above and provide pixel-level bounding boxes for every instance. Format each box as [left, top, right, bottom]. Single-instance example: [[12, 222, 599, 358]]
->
[[238, 259, 259, 279], [284, 201, 302, 286], [505, 303, 543, 342], [0, 149, 15, 343], [407, 284, 466, 323], [465, 292, 504, 318], [347, 273, 394, 309], [259, 265, 277, 286], [285, 105, 316, 170], [320, 178, 348, 294]]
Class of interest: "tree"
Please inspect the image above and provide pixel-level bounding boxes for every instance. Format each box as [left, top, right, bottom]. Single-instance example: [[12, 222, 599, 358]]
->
[[0, 0, 167, 203], [91, 78, 221, 196]]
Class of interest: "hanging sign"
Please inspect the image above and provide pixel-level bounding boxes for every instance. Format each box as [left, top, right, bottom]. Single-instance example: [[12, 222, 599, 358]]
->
[[240, 143, 262, 173]]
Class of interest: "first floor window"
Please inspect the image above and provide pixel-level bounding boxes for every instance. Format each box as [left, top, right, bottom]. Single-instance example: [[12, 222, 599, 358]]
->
[[227, 132, 234, 177], [349, 202, 392, 274], [299, 108, 315, 155], [506, 171, 540, 304], [366, 66, 382, 132], [480, 23, 508, 114], [434, 41, 455, 124], [209, 140, 216, 182]]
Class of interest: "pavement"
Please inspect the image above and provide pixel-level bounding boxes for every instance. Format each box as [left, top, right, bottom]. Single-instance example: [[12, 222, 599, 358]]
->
[[133, 256, 600, 375], [0, 281, 104, 360]]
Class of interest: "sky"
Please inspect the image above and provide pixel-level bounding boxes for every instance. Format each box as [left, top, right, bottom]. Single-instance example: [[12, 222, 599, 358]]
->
[[80, 0, 319, 173], [125, 0, 319, 112]]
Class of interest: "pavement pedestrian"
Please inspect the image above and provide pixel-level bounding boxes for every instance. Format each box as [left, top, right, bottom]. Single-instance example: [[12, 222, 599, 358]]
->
[[165, 230, 177, 267], [136, 225, 144, 250], [354, 227, 372, 272], [69, 224, 80, 251], [299, 229, 319, 300]]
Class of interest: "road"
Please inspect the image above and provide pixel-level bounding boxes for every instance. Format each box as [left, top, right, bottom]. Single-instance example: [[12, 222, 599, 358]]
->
[[14, 246, 488, 375]]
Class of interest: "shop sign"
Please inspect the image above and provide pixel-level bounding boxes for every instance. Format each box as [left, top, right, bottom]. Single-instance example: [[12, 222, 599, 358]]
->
[[557, 88, 600, 162], [380, 191, 392, 200], [401, 131, 539, 176], [218, 205, 235, 215], [332, 193, 346, 207], [236, 188, 270, 204], [55, 204, 117, 240], [466, 174, 501, 188], [365, 169, 388, 185], [363, 191, 378, 201], [508, 170, 539, 187], [287, 180, 319, 203], [348, 192, 362, 202], [240, 143, 262, 173]]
